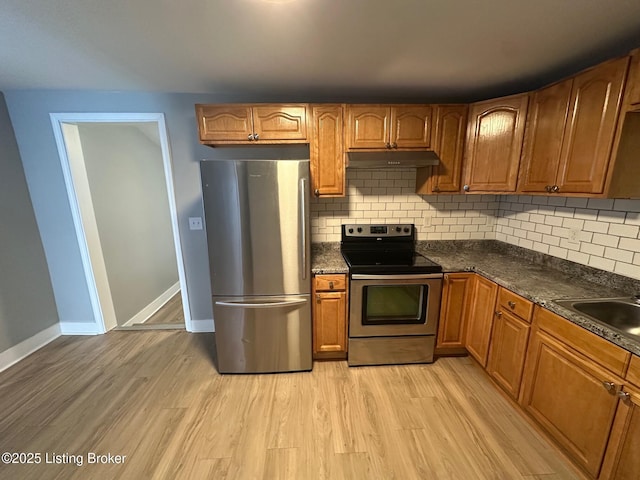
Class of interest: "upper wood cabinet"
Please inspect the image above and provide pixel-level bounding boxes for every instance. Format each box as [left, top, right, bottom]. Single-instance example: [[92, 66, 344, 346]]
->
[[519, 57, 629, 195], [346, 105, 432, 150], [462, 94, 529, 193], [625, 49, 640, 107], [416, 104, 468, 194], [310, 104, 345, 197], [195, 104, 308, 145]]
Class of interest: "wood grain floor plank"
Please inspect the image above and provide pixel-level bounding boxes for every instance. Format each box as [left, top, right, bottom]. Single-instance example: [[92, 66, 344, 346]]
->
[[0, 331, 586, 479]]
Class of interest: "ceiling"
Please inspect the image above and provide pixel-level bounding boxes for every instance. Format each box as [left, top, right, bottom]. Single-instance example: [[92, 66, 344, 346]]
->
[[2, 0, 640, 102]]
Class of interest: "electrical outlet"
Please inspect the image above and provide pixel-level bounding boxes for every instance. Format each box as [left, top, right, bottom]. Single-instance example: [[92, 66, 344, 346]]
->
[[189, 217, 203, 231]]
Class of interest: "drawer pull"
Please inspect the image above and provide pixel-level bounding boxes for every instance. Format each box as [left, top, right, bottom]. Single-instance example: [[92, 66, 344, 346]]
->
[[508, 301, 516, 309], [602, 381, 616, 392], [495, 311, 502, 317], [329, 281, 334, 290]]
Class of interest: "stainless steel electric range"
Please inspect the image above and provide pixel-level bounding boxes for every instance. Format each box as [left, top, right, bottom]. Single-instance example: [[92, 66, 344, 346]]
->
[[341, 224, 443, 366]]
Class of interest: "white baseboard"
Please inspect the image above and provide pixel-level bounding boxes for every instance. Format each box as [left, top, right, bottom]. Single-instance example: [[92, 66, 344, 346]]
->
[[59, 321, 102, 335], [0, 323, 61, 373], [188, 318, 215, 333], [123, 281, 181, 327]]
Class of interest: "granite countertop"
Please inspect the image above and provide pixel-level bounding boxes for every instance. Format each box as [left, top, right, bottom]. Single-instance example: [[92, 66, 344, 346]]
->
[[311, 240, 640, 356]]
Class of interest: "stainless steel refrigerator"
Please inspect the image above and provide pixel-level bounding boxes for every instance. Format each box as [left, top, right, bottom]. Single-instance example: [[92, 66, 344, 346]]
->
[[200, 159, 312, 373]]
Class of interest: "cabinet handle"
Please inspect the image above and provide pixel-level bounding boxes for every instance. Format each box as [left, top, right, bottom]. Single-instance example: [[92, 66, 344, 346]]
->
[[602, 381, 617, 392], [385, 142, 391, 149], [463, 185, 470, 192], [551, 185, 559, 193], [329, 281, 334, 290], [618, 391, 631, 402], [391, 142, 397, 149], [508, 301, 516, 309], [495, 311, 502, 317], [254, 133, 260, 140], [433, 185, 440, 193], [545, 185, 552, 193], [247, 133, 254, 141], [314, 188, 320, 197], [316, 294, 321, 302]]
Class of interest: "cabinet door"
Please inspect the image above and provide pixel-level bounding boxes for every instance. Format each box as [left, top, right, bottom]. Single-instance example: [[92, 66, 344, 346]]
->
[[390, 105, 432, 148], [464, 275, 498, 366], [313, 291, 347, 359], [556, 57, 629, 194], [600, 386, 640, 480], [520, 327, 621, 478], [463, 94, 528, 192], [436, 273, 472, 355], [518, 79, 572, 193], [310, 105, 345, 197], [418, 105, 467, 194], [626, 49, 640, 107], [346, 105, 391, 149], [252, 105, 307, 141], [486, 310, 530, 399], [195, 105, 253, 142]]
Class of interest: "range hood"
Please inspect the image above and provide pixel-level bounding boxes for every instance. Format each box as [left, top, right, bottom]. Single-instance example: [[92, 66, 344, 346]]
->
[[346, 150, 440, 169]]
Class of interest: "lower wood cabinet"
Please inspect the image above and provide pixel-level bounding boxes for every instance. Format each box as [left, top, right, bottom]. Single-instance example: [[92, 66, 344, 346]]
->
[[312, 274, 348, 359], [486, 309, 530, 399], [464, 275, 498, 367], [520, 307, 628, 478], [436, 273, 473, 355], [601, 384, 640, 479]]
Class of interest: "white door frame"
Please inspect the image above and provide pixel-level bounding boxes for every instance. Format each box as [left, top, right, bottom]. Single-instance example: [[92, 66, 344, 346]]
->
[[50, 113, 192, 333]]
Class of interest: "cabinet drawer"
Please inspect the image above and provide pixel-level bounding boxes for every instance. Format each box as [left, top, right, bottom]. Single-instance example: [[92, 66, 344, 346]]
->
[[314, 274, 347, 292], [534, 306, 630, 377], [497, 288, 533, 322]]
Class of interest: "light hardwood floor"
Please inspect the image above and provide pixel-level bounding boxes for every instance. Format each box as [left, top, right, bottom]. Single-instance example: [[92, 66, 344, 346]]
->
[[0, 331, 585, 479], [140, 293, 184, 326]]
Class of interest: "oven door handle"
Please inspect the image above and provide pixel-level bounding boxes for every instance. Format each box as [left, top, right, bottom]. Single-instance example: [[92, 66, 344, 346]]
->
[[351, 273, 443, 280]]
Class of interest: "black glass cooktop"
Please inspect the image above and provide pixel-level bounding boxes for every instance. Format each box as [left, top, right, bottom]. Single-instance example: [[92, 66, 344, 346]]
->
[[341, 250, 443, 275]]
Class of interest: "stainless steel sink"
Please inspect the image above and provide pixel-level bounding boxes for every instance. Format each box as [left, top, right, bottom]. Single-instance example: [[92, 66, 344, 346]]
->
[[555, 297, 640, 340]]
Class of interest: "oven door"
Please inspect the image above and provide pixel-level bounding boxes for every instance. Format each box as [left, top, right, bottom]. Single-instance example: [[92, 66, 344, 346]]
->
[[349, 273, 442, 337]]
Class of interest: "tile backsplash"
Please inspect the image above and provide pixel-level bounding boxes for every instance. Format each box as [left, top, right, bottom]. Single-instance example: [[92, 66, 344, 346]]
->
[[496, 196, 640, 280], [311, 169, 640, 281], [310, 169, 498, 242]]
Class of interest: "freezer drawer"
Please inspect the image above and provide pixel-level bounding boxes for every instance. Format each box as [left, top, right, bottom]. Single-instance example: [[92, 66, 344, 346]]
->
[[213, 295, 312, 373]]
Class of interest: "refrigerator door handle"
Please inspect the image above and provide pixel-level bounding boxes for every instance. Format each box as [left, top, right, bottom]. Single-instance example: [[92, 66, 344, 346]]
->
[[300, 177, 307, 280], [215, 298, 308, 308]]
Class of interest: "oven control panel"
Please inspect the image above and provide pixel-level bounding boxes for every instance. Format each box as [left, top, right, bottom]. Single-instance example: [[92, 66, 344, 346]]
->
[[342, 224, 413, 238]]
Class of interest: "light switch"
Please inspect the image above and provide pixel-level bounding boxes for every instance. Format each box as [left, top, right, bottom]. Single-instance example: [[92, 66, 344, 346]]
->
[[189, 217, 203, 230]]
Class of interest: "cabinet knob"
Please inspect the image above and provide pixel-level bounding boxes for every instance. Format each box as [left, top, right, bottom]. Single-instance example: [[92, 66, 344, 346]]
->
[[495, 311, 502, 317], [433, 185, 440, 193], [508, 301, 516, 309], [314, 188, 320, 197], [551, 185, 559, 193], [329, 281, 334, 290], [545, 185, 552, 193], [247, 133, 254, 141], [254, 133, 260, 140], [385, 142, 391, 149], [618, 391, 631, 402], [316, 294, 321, 302], [391, 142, 397, 149], [602, 381, 617, 392], [463, 185, 470, 192]]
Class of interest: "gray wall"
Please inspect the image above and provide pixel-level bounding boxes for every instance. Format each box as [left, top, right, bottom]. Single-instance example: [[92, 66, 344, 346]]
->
[[0, 92, 58, 352], [3, 90, 307, 327], [78, 123, 178, 324]]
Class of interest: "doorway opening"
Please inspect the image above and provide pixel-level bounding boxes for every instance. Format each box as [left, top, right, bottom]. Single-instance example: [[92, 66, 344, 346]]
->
[[50, 113, 191, 332]]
